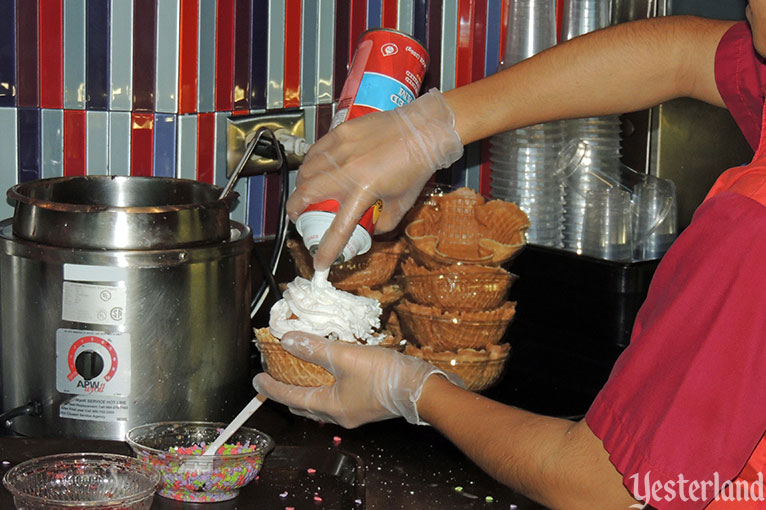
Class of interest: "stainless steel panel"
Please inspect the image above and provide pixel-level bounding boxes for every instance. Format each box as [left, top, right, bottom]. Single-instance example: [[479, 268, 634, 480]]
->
[[0, 220, 253, 440]]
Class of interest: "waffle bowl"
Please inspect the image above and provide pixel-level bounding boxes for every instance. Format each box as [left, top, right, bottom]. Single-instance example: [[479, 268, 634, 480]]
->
[[404, 187, 530, 269], [286, 238, 405, 291], [254, 328, 335, 386], [254, 328, 403, 387], [405, 343, 511, 392], [395, 299, 516, 351], [398, 258, 518, 310]]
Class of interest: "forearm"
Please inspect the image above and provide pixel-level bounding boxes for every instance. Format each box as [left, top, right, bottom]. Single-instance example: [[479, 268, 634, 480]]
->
[[446, 15, 734, 144], [418, 376, 639, 509]]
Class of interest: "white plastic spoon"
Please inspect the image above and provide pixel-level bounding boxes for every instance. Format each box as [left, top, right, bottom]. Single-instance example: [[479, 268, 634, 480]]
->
[[202, 393, 268, 456]]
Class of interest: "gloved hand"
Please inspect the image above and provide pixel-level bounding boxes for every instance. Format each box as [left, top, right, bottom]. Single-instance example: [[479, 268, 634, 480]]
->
[[287, 88, 464, 271], [252, 331, 464, 428]]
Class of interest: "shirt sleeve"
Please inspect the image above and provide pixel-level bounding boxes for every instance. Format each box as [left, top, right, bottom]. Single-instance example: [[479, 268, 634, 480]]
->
[[715, 21, 766, 151], [585, 192, 766, 509]]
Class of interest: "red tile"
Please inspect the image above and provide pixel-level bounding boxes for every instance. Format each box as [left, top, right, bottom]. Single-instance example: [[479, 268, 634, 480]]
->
[[455, 0, 474, 87], [215, 0, 235, 112], [283, 0, 301, 108], [130, 113, 154, 176], [196, 112, 215, 184], [64, 110, 86, 176], [178, 0, 199, 114], [39, 0, 62, 109], [382, 0, 397, 29], [471, 1, 486, 83], [479, 139, 492, 197], [349, 0, 367, 62]]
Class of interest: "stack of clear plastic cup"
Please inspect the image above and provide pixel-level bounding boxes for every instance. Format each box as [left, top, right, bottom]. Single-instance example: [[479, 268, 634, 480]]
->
[[559, 140, 679, 261], [561, 121, 623, 254], [490, 0, 564, 248], [632, 178, 678, 260], [560, 0, 622, 255], [501, 0, 558, 68], [579, 187, 634, 261], [490, 122, 568, 248]]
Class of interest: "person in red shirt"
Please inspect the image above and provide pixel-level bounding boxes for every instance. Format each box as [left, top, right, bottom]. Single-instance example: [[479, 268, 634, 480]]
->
[[254, 4, 766, 509]]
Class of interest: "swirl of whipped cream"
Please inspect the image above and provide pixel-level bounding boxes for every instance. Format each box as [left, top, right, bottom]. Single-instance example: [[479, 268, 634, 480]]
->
[[269, 269, 383, 344]]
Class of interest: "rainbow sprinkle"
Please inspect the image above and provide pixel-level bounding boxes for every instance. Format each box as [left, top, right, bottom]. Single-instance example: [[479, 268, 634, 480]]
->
[[135, 442, 264, 502]]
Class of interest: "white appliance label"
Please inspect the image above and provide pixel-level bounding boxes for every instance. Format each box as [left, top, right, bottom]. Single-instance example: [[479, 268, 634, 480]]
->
[[59, 396, 129, 422], [62, 281, 127, 326], [56, 329, 131, 397]]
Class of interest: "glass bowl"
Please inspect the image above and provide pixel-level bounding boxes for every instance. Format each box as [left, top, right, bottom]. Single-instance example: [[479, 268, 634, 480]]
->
[[2, 453, 160, 510], [125, 421, 274, 503]]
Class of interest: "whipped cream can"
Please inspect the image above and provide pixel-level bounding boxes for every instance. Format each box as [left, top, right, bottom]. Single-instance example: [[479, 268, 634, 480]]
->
[[330, 28, 429, 129], [298, 29, 429, 264]]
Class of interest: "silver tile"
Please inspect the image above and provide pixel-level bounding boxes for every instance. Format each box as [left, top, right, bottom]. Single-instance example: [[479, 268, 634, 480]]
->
[[41, 109, 64, 178], [109, 0, 134, 111], [155, 0, 180, 113], [397, 0, 414, 35], [300, 0, 319, 106], [108, 111, 131, 175], [86, 110, 109, 174], [64, 0, 87, 109], [266, 1, 285, 109], [176, 114, 198, 180], [197, 0, 217, 113], [440, 1, 457, 92], [316, 0, 335, 104]]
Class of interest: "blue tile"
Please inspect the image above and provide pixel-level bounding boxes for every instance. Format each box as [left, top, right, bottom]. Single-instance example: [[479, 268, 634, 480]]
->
[[250, 0, 268, 109], [17, 107, 41, 183], [485, 0, 502, 76], [86, 0, 110, 110], [367, 0, 381, 28], [153, 114, 177, 177], [247, 174, 265, 239]]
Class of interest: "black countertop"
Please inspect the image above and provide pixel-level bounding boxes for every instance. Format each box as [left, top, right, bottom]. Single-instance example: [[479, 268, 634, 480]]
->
[[0, 399, 547, 510]]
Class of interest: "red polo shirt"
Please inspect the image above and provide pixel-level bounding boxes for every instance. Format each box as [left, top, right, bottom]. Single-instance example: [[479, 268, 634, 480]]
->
[[586, 21, 766, 509]]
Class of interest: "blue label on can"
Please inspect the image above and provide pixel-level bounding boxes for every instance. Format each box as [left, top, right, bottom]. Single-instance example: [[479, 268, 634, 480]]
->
[[354, 72, 416, 112]]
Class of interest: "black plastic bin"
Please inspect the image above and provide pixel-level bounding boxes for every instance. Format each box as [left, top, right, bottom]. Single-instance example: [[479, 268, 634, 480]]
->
[[486, 245, 661, 417]]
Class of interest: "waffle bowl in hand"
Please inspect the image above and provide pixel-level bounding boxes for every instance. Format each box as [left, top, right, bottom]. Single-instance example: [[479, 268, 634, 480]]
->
[[395, 299, 516, 351], [404, 187, 529, 269], [254, 328, 335, 386], [398, 258, 518, 310], [286, 238, 405, 291], [254, 327, 403, 387], [405, 343, 511, 392]]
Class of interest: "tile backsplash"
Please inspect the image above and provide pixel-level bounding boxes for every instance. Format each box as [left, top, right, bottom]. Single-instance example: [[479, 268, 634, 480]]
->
[[0, 0, 529, 239]]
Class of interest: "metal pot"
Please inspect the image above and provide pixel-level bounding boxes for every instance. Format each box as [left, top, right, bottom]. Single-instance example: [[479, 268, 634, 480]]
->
[[0, 175, 253, 440]]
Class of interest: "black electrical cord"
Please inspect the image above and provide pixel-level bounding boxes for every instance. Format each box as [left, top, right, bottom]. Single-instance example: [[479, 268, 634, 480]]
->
[[0, 401, 42, 426], [249, 134, 290, 314]]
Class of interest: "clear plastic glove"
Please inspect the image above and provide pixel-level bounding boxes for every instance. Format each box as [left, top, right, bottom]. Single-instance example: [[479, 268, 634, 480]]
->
[[287, 88, 464, 270], [252, 331, 464, 428]]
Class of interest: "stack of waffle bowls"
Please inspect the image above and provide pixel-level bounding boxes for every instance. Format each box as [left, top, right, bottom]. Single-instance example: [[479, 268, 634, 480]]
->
[[396, 187, 528, 391], [253, 236, 407, 387]]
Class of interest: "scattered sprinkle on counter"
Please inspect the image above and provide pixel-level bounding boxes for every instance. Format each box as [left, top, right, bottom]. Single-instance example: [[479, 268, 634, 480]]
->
[[279, 490, 289, 498], [454, 486, 463, 492], [307, 467, 317, 475], [485, 495, 494, 503], [333, 435, 342, 446]]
